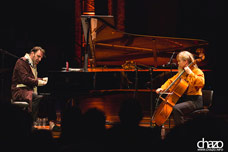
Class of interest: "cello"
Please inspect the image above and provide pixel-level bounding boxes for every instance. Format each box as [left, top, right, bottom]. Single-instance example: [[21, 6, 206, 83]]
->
[[152, 51, 205, 126]]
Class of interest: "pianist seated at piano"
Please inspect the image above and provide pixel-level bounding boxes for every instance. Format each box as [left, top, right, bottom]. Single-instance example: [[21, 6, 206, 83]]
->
[[11, 46, 50, 122], [156, 51, 205, 126]]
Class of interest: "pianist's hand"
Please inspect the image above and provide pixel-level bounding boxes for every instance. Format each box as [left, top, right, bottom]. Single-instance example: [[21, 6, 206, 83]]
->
[[42, 77, 48, 83], [38, 80, 47, 86]]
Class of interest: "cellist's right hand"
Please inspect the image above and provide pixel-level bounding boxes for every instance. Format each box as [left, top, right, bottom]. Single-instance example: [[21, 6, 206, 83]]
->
[[156, 88, 164, 94]]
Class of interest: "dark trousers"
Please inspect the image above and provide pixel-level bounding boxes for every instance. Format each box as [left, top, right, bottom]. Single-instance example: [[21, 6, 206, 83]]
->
[[38, 95, 57, 121], [31, 93, 43, 121], [31, 93, 57, 121], [172, 95, 203, 126]]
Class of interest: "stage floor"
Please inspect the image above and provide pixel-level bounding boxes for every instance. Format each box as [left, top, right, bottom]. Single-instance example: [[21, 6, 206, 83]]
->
[[33, 113, 228, 140]]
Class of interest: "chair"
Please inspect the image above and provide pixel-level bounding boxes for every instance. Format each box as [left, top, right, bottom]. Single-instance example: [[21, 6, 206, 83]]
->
[[165, 90, 213, 136], [11, 99, 29, 110], [190, 90, 213, 116]]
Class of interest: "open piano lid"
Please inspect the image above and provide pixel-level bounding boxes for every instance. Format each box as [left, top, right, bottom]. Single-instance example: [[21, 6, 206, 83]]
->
[[81, 15, 209, 68]]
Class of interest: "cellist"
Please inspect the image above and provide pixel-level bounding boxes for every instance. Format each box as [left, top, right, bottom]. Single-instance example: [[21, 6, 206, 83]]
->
[[156, 51, 205, 126]]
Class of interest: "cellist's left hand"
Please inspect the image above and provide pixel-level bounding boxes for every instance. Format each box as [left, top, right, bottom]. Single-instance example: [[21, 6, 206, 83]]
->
[[184, 66, 193, 75]]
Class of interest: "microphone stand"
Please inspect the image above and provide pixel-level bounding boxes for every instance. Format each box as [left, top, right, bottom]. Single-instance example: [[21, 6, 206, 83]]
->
[[167, 51, 175, 128], [133, 66, 138, 99], [168, 51, 175, 74], [149, 67, 154, 128], [155, 51, 176, 128], [134, 63, 157, 128], [154, 51, 176, 108]]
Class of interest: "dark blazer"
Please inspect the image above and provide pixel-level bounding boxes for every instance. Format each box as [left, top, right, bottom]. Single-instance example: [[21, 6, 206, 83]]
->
[[11, 57, 38, 112]]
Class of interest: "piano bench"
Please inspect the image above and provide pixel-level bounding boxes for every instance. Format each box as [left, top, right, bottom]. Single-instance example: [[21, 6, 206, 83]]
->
[[11, 99, 29, 110]]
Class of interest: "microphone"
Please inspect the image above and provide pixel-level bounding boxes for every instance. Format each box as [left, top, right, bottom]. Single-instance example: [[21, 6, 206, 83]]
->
[[168, 51, 175, 64], [162, 51, 176, 67], [162, 63, 176, 68]]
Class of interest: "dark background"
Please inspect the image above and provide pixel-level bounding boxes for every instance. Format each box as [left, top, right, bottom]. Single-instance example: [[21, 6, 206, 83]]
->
[[0, 0, 226, 113]]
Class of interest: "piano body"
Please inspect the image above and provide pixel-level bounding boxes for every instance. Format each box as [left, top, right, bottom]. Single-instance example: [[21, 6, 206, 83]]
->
[[47, 15, 211, 123]]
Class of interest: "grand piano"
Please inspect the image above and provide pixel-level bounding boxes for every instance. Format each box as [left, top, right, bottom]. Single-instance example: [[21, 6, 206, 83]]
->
[[47, 15, 211, 124]]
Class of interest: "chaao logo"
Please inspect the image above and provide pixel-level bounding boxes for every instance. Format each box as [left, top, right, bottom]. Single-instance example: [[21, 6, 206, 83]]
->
[[197, 138, 224, 151]]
